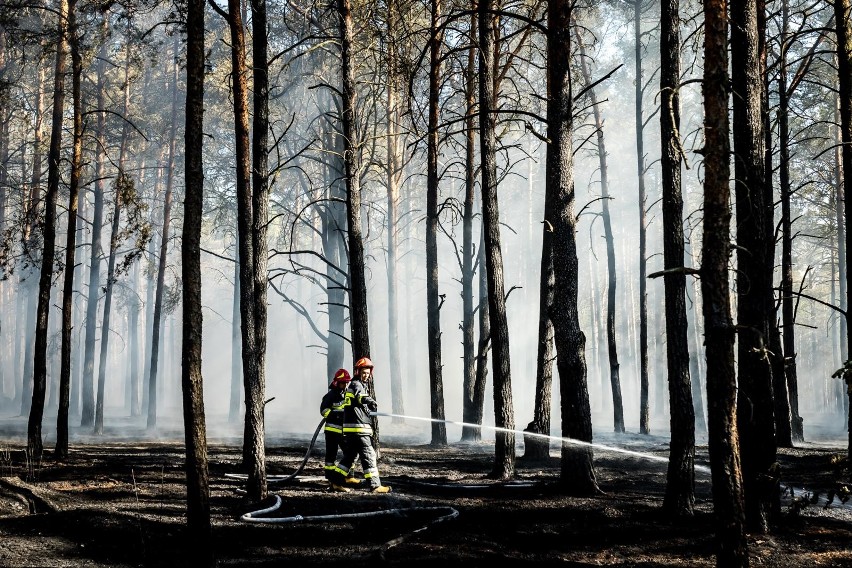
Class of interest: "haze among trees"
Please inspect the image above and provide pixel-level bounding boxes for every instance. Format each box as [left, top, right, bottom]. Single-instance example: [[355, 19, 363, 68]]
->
[[0, 0, 851, 565]]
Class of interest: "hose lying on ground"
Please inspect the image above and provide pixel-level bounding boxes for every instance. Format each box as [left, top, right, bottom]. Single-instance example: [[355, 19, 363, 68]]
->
[[240, 493, 458, 525], [225, 417, 326, 487]]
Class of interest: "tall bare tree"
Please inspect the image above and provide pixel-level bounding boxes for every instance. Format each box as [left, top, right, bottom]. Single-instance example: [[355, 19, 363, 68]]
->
[[182, 0, 213, 557], [731, 0, 778, 532], [28, 0, 70, 459], [478, 0, 514, 480], [426, 0, 447, 446], [460, 12, 481, 443], [147, 38, 180, 434], [632, 0, 650, 435], [701, 0, 748, 563], [547, 0, 598, 495], [835, 0, 852, 458], [55, 0, 83, 458], [658, 0, 694, 517]]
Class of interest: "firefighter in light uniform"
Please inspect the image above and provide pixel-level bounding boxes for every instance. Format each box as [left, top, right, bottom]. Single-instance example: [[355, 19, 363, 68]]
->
[[330, 357, 391, 493], [320, 368, 362, 491]]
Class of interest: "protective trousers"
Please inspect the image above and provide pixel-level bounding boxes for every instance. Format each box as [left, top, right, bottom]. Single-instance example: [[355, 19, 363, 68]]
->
[[334, 434, 381, 489]]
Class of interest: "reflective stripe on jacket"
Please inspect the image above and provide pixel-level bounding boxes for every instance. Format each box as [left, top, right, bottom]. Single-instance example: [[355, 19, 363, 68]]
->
[[342, 378, 374, 435], [320, 387, 346, 433]]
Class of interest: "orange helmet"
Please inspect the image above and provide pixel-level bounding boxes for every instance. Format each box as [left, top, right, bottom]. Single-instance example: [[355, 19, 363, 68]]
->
[[331, 368, 351, 388], [354, 357, 374, 370]]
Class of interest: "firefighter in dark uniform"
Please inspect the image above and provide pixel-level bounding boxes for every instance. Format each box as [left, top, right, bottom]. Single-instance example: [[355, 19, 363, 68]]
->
[[320, 368, 362, 492], [330, 357, 391, 493]]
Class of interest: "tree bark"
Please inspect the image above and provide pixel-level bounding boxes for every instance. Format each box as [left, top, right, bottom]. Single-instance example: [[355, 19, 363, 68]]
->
[[633, 0, 650, 436], [182, 0, 214, 556], [385, 0, 405, 424], [29, 0, 70, 460], [147, 39, 180, 434], [461, 12, 480, 442], [339, 0, 371, 366], [701, 1, 748, 564], [250, 0, 271, 502], [731, 0, 778, 532], [659, 0, 695, 517], [478, 0, 514, 480], [426, 0, 447, 446], [55, 1, 83, 458], [835, 0, 852, 458], [547, 0, 598, 495]]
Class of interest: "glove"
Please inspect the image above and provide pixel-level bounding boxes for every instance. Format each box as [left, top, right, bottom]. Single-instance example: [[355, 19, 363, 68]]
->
[[364, 397, 378, 411]]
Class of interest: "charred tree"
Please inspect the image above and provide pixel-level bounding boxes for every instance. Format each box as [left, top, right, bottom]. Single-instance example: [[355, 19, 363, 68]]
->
[[181, 0, 214, 556], [548, 0, 599, 495], [701, 0, 748, 563], [731, 0, 778, 532], [478, 0, 515, 480], [29, 0, 69, 460], [659, 0, 695, 517], [426, 0, 447, 446]]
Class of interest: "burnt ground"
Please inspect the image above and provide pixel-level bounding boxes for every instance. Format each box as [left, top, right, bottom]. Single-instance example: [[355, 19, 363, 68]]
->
[[0, 415, 851, 567]]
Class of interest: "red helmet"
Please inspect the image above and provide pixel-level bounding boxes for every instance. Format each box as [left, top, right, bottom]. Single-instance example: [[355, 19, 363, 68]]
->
[[331, 368, 351, 388], [354, 357, 374, 370]]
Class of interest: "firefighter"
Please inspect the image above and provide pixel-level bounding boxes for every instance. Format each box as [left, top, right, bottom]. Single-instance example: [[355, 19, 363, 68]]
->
[[320, 368, 361, 492], [330, 357, 391, 493]]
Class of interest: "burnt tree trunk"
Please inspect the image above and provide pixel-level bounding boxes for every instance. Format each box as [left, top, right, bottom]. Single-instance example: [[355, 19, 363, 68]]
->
[[659, 0, 695, 517], [835, 0, 852, 458], [701, 1, 748, 564], [182, 0, 213, 557], [426, 0, 447, 446], [29, 0, 70, 459], [731, 0, 778, 532], [548, 0, 599, 495]]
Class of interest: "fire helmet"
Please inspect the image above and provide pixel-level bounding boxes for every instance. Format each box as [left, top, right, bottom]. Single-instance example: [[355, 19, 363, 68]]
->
[[354, 357, 374, 370], [331, 368, 351, 388]]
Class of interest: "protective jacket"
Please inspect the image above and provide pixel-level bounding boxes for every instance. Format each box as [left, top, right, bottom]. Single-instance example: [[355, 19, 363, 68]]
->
[[330, 377, 384, 489], [320, 386, 347, 482], [341, 378, 376, 435], [320, 387, 346, 434]]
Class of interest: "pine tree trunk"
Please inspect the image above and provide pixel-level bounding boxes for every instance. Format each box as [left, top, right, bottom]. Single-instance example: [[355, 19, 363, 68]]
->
[[29, 0, 70, 460], [56, 6, 84, 457], [834, 0, 852, 458], [426, 0, 447, 446], [460, 12, 480, 442], [183, 0, 214, 555], [547, 0, 598, 495], [633, 0, 650, 436], [702, 1, 748, 563], [660, 0, 695, 517], [478, 0, 515, 480]]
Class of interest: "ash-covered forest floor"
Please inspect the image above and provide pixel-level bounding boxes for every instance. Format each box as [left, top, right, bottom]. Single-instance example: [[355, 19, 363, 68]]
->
[[0, 412, 851, 567]]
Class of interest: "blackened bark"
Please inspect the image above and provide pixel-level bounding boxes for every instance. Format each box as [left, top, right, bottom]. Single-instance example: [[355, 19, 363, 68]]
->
[[385, 0, 405, 423], [426, 0, 447, 446], [461, 12, 480, 442], [660, 0, 695, 517], [147, 41, 179, 436], [478, 0, 514, 480], [702, 1, 748, 564], [633, 0, 650, 436], [777, 0, 799, 446], [731, 0, 778, 532], [28, 0, 69, 460], [250, 0, 271, 501], [223, 0, 265, 501], [183, 0, 213, 557], [56, 6, 82, 458], [548, 0, 598, 495], [835, 0, 852, 458], [576, 30, 623, 435], [339, 0, 370, 364]]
